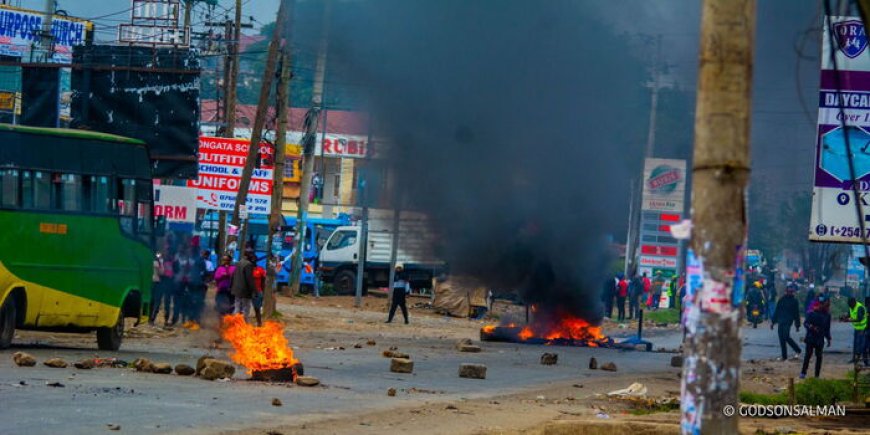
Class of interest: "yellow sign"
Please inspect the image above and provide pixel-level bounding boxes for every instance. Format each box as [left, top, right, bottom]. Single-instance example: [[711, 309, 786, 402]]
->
[[283, 144, 302, 183], [0, 92, 14, 111], [39, 223, 68, 235]]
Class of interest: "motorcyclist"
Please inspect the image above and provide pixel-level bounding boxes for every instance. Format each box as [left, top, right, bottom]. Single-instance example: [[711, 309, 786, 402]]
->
[[746, 281, 765, 327]]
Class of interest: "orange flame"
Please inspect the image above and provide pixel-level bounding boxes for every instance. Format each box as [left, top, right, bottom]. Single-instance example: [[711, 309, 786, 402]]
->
[[482, 313, 608, 346], [518, 326, 533, 340], [482, 325, 496, 334], [221, 314, 299, 374]]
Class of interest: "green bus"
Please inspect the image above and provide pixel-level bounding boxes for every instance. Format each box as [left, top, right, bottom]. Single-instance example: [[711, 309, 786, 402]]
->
[[0, 124, 157, 350]]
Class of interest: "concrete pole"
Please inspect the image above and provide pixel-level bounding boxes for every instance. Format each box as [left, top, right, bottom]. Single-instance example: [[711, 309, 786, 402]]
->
[[225, 0, 242, 137], [229, 0, 288, 247], [680, 1, 755, 434], [644, 35, 662, 158], [40, 0, 55, 62], [289, 0, 331, 295]]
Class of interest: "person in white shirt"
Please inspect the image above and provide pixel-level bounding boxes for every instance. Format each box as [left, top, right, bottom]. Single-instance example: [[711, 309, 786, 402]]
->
[[386, 263, 410, 324]]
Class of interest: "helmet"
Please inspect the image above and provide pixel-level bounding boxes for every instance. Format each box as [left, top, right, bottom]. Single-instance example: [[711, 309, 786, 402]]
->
[[395, 262, 404, 270], [753, 281, 763, 289]]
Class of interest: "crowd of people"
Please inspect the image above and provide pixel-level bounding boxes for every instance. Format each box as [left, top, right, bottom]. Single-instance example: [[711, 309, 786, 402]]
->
[[151, 235, 269, 328], [602, 271, 686, 321]]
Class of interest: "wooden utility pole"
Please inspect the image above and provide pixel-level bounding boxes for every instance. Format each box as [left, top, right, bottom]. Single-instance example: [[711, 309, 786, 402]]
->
[[229, 0, 288, 251], [644, 34, 662, 158], [264, 1, 295, 317], [225, 0, 243, 137], [183, 0, 193, 33], [681, 1, 755, 434], [288, 0, 331, 294]]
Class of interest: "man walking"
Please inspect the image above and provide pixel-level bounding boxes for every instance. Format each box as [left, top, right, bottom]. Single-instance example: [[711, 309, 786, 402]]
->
[[386, 263, 410, 324], [231, 250, 262, 326], [771, 286, 802, 361], [801, 296, 831, 379], [842, 297, 868, 366], [628, 274, 641, 320]]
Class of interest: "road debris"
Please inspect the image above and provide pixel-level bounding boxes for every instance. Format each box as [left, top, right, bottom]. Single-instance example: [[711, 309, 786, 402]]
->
[[607, 382, 647, 398], [390, 358, 414, 374], [74, 359, 96, 370], [387, 387, 397, 397], [151, 363, 172, 374], [383, 350, 409, 359], [272, 398, 283, 406], [295, 376, 320, 387], [600, 362, 617, 372], [540, 352, 558, 365], [106, 424, 121, 431], [198, 358, 235, 381], [353, 343, 363, 349], [133, 358, 154, 372], [459, 363, 487, 379], [174, 364, 195, 376], [588, 357, 598, 370], [366, 340, 376, 346], [43, 357, 68, 368], [46, 381, 65, 388], [12, 352, 36, 367], [195, 355, 215, 376]]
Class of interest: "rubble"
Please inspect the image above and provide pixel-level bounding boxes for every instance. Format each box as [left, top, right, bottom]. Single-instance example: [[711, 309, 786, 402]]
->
[[459, 363, 487, 379], [366, 340, 376, 346], [195, 355, 215, 376], [670, 356, 684, 368], [295, 376, 320, 387], [459, 344, 482, 353], [74, 359, 96, 370], [588, 357, 598, 370], [272, 398, 283, 407], [133, 358, 154, 373], [12, 352, 36, 367], [383, 350, 409, 359], [387, 387, 397, 397], [43, 358, 68, 368], [353, 343, 363, 349], [600, 362, 618, 372], [174, 364, 195, 376], [390, 358, 414, 374], [151, 363, 172, 374], [455, 338, 473, 350], [198, 358, 236, 381], [540, 353, 558, 365]]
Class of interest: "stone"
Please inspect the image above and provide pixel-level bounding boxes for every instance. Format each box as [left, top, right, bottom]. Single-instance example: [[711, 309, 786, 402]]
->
[[272, 398, 283, 407], [196, 354, 215, 376], [366, 340, 376, 346], [383, 350, 409, 359], [199, 359, 236, 381], [133, 358, 154, 372], [107, 424, 121, 431], [43, 358, 68, 368], [600, 362, 618, 372], [670, 356, 684, 368], [455, 338, 473, 350], [151, 363, 172, 374], [382, 350, 394, 358], [445, 404, 458, 410], [390, 358, 414, 374], [174, 364, 195, 376], [74, 359, 96, 370], [458, 363, 487, 379], [295, 376, 320, 387], [540, 353, 558, 365], [459, 344, 482, 353], [588, 357, 598, 370], [353, 343, 363, 349], [12, 352, 36, 367], [387, 387, 397, 397]]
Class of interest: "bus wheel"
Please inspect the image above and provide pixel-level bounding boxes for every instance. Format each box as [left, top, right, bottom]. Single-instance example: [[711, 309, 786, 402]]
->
[[97, 312, 124, 351], [0, 297, 16, 349], [334, 270, 357, 295]]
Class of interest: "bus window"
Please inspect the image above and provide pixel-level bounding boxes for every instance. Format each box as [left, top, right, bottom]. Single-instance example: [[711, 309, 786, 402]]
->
[[55, 174, 81, 211], [82, 175, 110, 213], [21, 171, 51, 209], [136, 181, 152, 236], [118, 179, 136, 236], [0, 168, 18, 207]]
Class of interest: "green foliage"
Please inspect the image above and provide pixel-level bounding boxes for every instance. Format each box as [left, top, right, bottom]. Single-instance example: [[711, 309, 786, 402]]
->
[[643, 308, 680, 325], [740, 372, 870, 406], [739, 391, 787, 405]]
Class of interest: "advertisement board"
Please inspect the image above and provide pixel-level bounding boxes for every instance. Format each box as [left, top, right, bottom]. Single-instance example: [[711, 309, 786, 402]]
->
[[0, 6, 91, 63], [810, 16, 870, 242], [642, 158, 687, 212], [639, 256, 678, 269], [186, 137, 273, 214], [199, 125, 370, 159], [154, 185, 197, 230]]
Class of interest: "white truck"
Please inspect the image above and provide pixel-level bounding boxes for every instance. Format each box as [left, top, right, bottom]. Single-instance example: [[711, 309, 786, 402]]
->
[[318, 210, 445, 294]]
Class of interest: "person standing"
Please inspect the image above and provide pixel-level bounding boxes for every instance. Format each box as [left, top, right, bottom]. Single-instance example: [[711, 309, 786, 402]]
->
[[628, 274, 640, 320], [601, 276, 615, 318], [156, 249, 176, 326], [616, 275, 628, 321], [842, 297, 868, 365], [149, 253, 164, 325], [386, 264, 410, 324], [771, 287, 802, 360], [231, 250, 261, 326], [213, 254, 235, 316], [650, 272, 665, 310], [642, 272, 652, 308], [801, 296, 831, 379]]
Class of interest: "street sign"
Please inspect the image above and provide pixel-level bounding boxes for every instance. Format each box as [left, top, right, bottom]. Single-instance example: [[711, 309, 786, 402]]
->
[[186, 136, 274, 214]]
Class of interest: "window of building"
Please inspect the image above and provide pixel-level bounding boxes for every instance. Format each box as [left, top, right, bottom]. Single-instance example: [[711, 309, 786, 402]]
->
[[0, 169, 18, 208]]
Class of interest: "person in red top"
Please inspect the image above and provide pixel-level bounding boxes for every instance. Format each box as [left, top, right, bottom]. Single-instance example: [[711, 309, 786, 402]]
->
[[251, 263, 266, 326], [616, 275, 629, 321]]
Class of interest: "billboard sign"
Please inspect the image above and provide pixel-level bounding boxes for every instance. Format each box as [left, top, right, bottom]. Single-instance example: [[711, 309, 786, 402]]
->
[[186, 137, 274, 214], [810, 16, 870, 242], [154, 184, 197, 230], [642, 158, 686, 212], [0, 6, 91, 63], [639, 255, 678, 269]]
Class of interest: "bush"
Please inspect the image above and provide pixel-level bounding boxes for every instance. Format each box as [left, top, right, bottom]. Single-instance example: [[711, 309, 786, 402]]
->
[[643, 308, 680, 325], [739, 391, 787, 405]]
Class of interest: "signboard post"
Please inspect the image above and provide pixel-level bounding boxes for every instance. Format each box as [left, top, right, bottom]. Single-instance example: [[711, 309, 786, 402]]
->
[[187, 136, 274, 214], [636, 158, 687, 281], [0, 5, 91, 63]]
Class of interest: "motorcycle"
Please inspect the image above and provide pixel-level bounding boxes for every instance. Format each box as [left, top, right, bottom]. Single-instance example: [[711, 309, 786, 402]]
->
[[747, 302, 764, 328]]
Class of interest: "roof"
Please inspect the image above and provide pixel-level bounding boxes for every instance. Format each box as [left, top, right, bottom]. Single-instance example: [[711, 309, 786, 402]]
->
[[0, 124, 145, 145], [200, 100, 369, 136]]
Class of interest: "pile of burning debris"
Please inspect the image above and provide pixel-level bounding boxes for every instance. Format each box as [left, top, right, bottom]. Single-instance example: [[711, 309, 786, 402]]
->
[[480, 308, 613, 348], [221, 314, 303, 382]]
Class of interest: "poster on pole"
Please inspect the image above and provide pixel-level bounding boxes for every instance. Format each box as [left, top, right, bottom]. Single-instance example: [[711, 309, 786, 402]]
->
[[186, 137, 274, 214], [810, 16, 870, 243]]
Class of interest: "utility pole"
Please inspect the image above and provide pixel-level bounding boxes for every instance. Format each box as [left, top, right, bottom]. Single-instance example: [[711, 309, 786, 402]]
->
[[264, 1, 295, 317], [681, 1, 755, 434], [623, 178, 635, 278], [230, 0, 288, 250], [39, 0, 55, 62], [288, 0, 331, 295], [354, 121, 374, 308], [225, 0, 242, 137], [183, 0, 193, 33], [644, 34, 662, 159]]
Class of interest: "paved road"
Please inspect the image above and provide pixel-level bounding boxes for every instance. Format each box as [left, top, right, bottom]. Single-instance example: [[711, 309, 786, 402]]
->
[[0, 313, 861, 434]]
